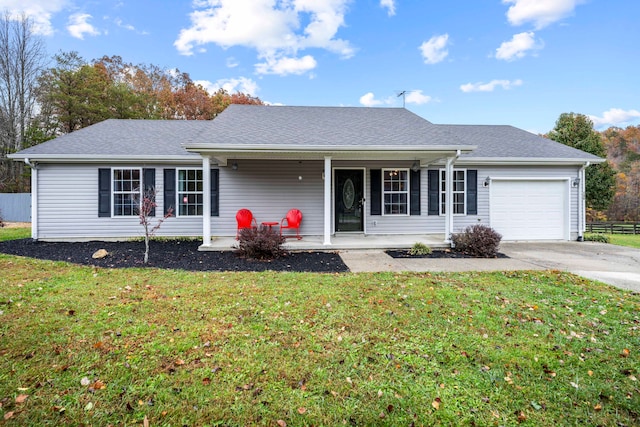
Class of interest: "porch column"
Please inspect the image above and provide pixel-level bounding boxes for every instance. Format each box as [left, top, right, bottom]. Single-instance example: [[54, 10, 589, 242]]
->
[[444, 155, 454, 243], [323, 156, 332, 245], [202, 156, 211, 246]]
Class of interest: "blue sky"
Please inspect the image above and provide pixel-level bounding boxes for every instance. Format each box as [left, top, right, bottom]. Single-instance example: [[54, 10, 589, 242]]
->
[[2, 0, 639, 134]]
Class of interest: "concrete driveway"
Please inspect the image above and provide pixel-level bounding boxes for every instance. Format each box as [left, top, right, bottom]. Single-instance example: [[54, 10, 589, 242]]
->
[[339, 242, 640, 293]]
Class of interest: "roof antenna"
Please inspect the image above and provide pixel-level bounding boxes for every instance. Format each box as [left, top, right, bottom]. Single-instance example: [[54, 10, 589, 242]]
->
[[397, 90, 407, 108], [396, 90, 413, 108]]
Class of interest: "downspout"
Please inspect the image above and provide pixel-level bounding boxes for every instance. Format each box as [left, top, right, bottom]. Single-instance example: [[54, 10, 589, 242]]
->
[[444, 150, 461, 244], [24, 158, 38, 240], [577, 161, 589, 241]]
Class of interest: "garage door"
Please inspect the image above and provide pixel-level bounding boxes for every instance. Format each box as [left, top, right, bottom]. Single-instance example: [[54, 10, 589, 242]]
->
[[490, 180, 568, 240]]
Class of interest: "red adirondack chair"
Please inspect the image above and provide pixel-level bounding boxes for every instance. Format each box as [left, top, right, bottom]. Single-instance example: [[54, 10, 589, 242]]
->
[[236, 208, 257, 239], [280, 209, 302, 240]]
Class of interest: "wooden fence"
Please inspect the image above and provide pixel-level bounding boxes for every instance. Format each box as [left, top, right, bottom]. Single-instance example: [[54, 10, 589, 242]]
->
[[586, 222, 640, 234]]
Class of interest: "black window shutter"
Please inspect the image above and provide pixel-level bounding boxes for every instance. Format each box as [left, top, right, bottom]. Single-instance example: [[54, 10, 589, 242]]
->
[[427, 170, 439, 215], [211, 169, 219, 217], [410, 169, 421, 215], [163, 169, 176, 216], [143, 168, 156, 217], [370, 169, 381, 215], [98, 168, 111, 217], [466, 169, 477, 215]]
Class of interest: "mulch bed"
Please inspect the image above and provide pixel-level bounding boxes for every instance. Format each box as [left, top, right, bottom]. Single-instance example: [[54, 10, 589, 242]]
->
[[0, 239, 349, 273], [386, 249, 509, 259]]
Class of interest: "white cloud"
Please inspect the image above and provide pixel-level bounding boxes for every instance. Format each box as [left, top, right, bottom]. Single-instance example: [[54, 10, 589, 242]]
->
[[2, 0, 68, 35], [359, 92, 397, 107], [380, 0, 396, 16], [194, 77, 259, 96], [174, 0, 353, 76], [503, 0, 584, 29], [405, 90, 432, 105], [495, 32, 542, 61], [255, 55, 317, 76], [589, 108, 640, 128], [67, 13, 100, 39], [419, 34, 449, 64], [460, 79, 523, 93], [226, 57, 239, 68]]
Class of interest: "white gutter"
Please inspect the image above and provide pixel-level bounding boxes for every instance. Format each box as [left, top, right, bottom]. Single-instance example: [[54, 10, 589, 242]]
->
[[577, 162, 590, 241], [24, 159, 37, 239], [184, 143, 477, 153]]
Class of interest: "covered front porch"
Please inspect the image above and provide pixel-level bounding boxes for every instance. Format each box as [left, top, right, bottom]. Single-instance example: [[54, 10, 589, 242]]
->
[[199, 233, 449, 251]]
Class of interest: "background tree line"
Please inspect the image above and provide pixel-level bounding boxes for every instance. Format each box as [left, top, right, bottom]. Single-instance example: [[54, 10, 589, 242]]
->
[[0, 14, 637, 223], [0, 14, 262, 192]]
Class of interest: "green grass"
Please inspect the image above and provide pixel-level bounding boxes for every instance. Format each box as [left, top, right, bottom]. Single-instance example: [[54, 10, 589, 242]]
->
[[609, 234, 640, 249], [0, 226, 30, 242], [0, 252, 638, 426]]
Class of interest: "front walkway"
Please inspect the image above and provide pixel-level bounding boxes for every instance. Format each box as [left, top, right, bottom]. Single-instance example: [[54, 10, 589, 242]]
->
[[199, 234, 448, 251]]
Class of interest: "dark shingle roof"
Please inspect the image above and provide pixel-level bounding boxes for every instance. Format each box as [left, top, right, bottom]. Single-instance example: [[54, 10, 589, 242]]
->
[[13, 119, 207, 158], [10, 105, 601, 163], [203, 105, 463, 147], [443, 124, 602, 161]]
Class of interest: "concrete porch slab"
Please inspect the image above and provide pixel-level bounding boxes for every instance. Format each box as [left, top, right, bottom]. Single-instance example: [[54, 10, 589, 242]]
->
[[199, 234, 448, 251]]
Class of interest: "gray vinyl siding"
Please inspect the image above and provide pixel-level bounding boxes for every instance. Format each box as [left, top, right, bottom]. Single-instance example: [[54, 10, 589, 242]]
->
[[455, 165, 581, 237], [214, 159, 324, 236], [33, 161, 581, 241], [36, 163, 203, 240]]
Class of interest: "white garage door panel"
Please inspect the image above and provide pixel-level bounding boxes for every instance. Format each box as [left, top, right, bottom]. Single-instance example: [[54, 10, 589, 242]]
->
[[491, 180, 567, 240]]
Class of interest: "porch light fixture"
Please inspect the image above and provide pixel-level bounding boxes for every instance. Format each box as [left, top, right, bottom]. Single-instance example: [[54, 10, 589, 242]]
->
[[483, 176, 490, 187], [231, 162, 238, 170], [572, 177, 580, 187], [411, 160, 420, 172]]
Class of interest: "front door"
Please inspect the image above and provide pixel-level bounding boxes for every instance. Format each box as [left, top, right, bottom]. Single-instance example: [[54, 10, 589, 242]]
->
[[335, 169, 364, 232]]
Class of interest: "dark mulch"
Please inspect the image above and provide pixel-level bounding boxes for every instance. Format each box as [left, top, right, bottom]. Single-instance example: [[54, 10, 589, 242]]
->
[[0, 239, 349, 273], [386, 249, 509, 259]]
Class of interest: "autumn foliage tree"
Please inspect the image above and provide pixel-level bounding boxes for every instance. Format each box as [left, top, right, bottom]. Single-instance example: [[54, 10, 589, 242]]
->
[[36, 53, 264, 135], [601, 125, 640, 221], [547, 113, 616, 213]]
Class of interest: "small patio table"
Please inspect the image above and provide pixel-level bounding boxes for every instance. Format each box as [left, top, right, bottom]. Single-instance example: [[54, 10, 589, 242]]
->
[[262, 221, 279, 230]]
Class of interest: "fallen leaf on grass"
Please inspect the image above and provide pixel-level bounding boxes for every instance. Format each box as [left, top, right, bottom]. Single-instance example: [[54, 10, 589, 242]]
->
[[90, 380, 106, 390], [4, 411, 14, 420], [277, 420, 287, 427], [15, 394, 28, 403], [594, 403, 603, 411], [570, 382, 579, 389], [84, 402, 93, 411], [143, 415, 149, 427], [620, 348, 630, 358], [432, 397, 441, 410], [517, 411, 527, 422], [202, 377, 211, 386], [297, 407, 306, 414]]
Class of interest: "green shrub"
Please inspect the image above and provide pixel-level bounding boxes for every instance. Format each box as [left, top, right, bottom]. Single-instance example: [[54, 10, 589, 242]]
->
[[451, 224, 502, 258], [584, 233, 611, 243], [237, 226, 286, 260], [409, 242, 432, 256]]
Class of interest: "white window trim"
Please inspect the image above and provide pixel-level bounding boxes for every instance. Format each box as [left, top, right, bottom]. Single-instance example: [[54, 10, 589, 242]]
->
[[439, 168, 467, 216], [176, 168, 204, 218], [382, 168, 410, 216], [111, 167, 142, 218]]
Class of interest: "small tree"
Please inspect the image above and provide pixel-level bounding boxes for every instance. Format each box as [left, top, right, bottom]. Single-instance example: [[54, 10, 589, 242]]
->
[[136, 188, 173, 263]]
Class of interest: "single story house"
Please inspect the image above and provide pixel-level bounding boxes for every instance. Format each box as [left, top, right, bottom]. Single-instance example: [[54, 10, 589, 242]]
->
[[10, 105, 603, 247]]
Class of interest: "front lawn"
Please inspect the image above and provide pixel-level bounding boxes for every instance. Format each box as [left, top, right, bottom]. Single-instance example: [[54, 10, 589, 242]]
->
[[610, 234, 640, 249], [1, 253, 638, 425]]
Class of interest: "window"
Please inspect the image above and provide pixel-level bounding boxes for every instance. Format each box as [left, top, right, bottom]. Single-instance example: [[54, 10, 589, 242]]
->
[[440, 169, 466, 215], [113, 168, 141, 216], [383, 169, 409, 215], [177, 169, 203, 216]]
